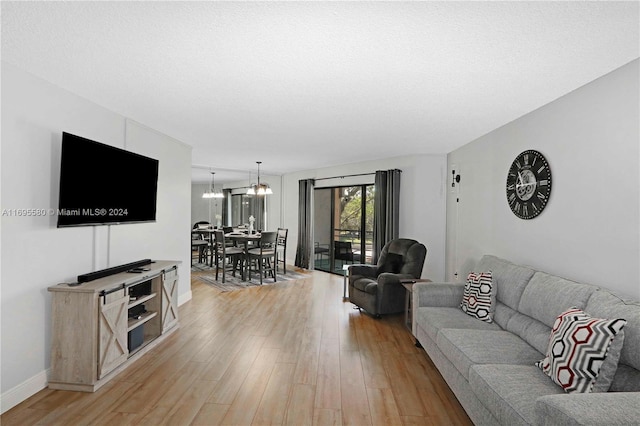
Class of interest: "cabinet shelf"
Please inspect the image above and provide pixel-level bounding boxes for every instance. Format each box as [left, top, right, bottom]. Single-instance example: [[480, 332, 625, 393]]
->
[[128, 292, 157, 309], [127, 311, 158, 331]]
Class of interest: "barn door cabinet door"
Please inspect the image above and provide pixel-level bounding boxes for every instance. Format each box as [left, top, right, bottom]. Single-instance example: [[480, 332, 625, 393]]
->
[[161, 267, 179, 332], [98, 288, 129, 379]]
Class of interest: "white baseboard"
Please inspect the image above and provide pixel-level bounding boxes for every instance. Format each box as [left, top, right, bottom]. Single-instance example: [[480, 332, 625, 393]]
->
[[1, 369, 49, 415], [178, 290, 192, 306]]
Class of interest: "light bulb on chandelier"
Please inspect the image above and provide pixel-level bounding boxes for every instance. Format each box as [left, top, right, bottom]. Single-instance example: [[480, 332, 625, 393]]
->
[[247, 161, 273, 195], [202, 171, 224, 199]]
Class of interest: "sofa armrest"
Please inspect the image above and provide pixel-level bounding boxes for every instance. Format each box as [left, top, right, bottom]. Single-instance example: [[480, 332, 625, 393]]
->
[[413, 282, 465, 308], [535, 392, 640, 425]]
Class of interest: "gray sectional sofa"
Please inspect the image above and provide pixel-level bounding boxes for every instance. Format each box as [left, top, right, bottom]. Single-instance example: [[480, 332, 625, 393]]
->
[[412, 255, 640, 425]]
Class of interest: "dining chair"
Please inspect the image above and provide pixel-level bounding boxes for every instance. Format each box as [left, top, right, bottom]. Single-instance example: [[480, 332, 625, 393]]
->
[[334, 241, 356, 269], [213, 230, 244, 283], [276, 228, 288, 274], [192, 221, 213, 263], [246, 231, 277, 284], [193, 221, 211, 230], [191, 239, 209, 266]]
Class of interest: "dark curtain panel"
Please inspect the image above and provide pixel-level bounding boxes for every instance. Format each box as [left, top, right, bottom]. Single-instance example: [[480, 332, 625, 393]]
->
[[372, 169, 401, 264], [295, 178, 315, 269], [254, 196, 266, 231], [221, 189, 231, 226]]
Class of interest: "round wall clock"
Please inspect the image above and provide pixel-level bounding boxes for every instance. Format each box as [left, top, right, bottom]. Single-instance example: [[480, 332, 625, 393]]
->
[[505, 150, 552, 219]]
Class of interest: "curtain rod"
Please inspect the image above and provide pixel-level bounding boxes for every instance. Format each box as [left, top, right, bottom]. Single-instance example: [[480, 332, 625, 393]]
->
[[314, 170, 401, 181], [224, 169, 401, 188], [314, 172, 375, 181]]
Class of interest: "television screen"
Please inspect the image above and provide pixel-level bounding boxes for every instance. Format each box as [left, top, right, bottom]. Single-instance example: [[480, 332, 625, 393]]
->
[[57, 132, 159, 227]]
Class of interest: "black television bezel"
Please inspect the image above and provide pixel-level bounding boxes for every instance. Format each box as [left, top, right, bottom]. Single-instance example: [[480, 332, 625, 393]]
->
[[56, 132, 159, 228]]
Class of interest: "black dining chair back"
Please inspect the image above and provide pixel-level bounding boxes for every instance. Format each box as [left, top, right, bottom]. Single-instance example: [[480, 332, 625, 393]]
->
[[213, 230, 244, 283], [276, 228, 288, 274], [247, 231, 277, 284], [193, 221, 211, 232], [191, 221, 212, 264], [334, 241, 356, 265]]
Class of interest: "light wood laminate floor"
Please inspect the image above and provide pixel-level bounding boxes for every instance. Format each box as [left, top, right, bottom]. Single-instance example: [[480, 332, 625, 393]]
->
[[2, 268, 472, 426]]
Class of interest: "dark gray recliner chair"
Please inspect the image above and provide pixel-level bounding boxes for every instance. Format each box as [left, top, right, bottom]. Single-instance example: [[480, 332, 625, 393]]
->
[[348, 239, 427, 318]]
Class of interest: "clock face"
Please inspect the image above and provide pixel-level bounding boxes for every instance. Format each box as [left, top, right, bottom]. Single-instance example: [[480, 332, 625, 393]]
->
[[506, 150, 552, 219]]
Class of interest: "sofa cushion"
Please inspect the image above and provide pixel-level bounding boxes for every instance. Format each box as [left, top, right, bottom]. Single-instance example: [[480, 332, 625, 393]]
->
[[469, 364, 563, 426], [476, 255, 535, 311], [436, 329, 543, 380], [535, 307, 626, 393], [416, 307, 501, 343], [504, 310, 552, 355], [610, 364, 640, 392], [519, 271, 598, 327], [586, 289, 640, 374], [460, 271, 494, 323]]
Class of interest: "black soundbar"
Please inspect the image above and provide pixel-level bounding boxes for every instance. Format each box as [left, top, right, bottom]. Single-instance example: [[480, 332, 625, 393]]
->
[[77, 259, 153, 283]]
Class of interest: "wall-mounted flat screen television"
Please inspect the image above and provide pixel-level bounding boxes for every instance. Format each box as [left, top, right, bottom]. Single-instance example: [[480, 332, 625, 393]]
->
[[57, 132, 159, 227]]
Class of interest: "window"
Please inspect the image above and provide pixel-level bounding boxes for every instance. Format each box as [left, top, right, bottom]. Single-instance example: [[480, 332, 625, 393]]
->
[[230, 194, 266, 230]]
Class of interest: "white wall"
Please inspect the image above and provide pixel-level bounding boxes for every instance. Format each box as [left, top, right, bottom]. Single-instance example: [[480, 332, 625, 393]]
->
[[446, 59, 640, 299], [0, 63, 192, 412], [281, 155, 448, 281], [110, 120, 192, 289]]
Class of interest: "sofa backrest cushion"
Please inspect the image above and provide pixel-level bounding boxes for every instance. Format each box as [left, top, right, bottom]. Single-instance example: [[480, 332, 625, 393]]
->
[[501, 306, 552, 355], [586, 290, 640, 375], [476, 255, 535, 311], [518, 272, 598, 327]]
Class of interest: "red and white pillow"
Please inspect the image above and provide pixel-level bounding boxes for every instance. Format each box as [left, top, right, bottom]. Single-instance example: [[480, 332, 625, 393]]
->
[[460, 271, 493, 323], [535, 307, 626, 393]]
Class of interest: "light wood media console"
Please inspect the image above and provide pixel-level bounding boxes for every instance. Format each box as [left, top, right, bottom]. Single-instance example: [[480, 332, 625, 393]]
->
[[47, 260, 180, 392]]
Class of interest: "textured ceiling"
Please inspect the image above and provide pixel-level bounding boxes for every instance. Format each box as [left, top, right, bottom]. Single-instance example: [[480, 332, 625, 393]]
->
[[2, 1, 638, 183]]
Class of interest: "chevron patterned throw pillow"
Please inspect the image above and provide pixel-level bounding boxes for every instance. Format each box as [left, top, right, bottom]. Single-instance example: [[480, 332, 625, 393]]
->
[[460, 271, 493, 323], [535, 307, 626, 393]]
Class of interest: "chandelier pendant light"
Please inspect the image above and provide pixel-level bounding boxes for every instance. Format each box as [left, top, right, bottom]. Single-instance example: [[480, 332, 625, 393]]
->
[[247, 161, 273, 196], [203, 171, 224, 199]]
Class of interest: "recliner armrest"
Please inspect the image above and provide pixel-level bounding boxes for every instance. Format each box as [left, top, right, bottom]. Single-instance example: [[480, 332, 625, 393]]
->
[[377, 272, 414, 288]]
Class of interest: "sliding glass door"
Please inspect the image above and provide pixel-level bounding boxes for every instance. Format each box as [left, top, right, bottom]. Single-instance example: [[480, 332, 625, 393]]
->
[[314, 185, 374, 274]]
